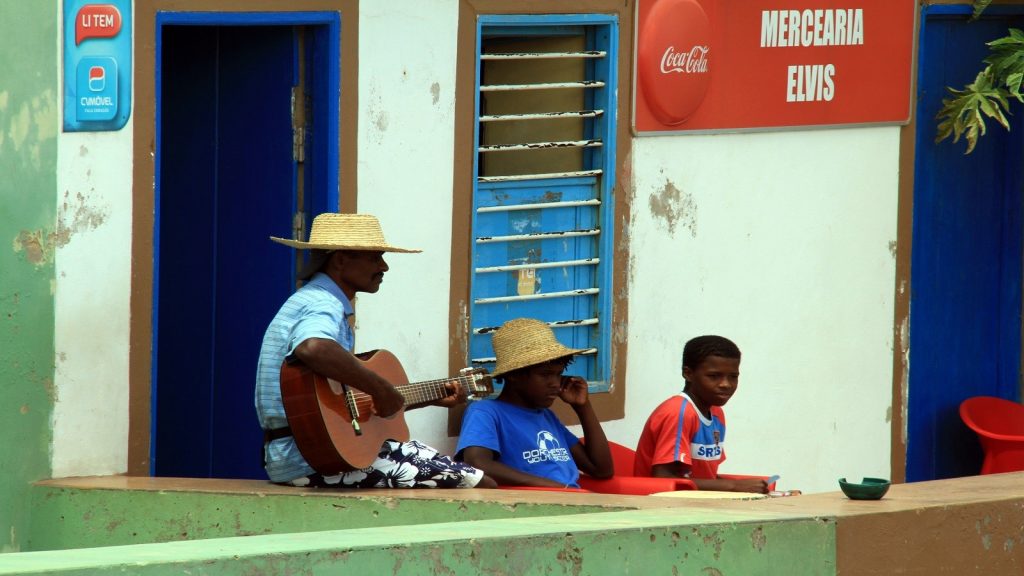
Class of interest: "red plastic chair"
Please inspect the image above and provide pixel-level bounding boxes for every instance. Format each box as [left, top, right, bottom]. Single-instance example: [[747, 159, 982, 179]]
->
[[959, 396, 1024, 474], [577, 440, 697, 495]]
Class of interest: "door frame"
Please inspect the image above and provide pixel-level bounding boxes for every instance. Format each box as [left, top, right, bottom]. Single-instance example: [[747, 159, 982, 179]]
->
[[906, 3, 1024, 481]]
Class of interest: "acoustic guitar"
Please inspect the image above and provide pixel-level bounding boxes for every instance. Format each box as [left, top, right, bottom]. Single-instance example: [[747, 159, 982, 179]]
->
[[280, 349, 492, 475]]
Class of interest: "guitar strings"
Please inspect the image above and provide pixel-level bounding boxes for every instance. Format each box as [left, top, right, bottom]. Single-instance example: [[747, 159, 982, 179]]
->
[[343, 375, 484, 411]]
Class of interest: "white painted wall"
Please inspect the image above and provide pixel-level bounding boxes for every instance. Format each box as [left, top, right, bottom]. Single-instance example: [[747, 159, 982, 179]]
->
[[52, 2, 135, 478], [603, 127, 899, 493], [354, 0, 464, 455], [49, 1, 899, 494], [53, 131, 134, 477]]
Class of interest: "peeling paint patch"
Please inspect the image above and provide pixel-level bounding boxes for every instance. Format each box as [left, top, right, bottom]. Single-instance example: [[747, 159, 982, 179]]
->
[[13, 229, 47, 264], [12, 191, 109, 266], [431, 82, 440, 105], [649, 180, 697, 237], [19, 405, 29, 415], [899, 314, 910, 444], [33, 88, 58, 143], [700, 529, 725, 560], [750, 525, 766, 551], [888, 240, 897, 258], [373, 109, 388, 133], [555, 536, 583, 575], [3, 526, 18, 553], [58, 190, 109, 241], [42, 377, 56, 402], [885, 406, 892, 423], [8, 99, 31, 151], [701, 568, 723, 576]]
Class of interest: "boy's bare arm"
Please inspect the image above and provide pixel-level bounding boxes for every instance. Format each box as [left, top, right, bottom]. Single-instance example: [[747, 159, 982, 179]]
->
[[561, 376, 614, 479], [651, 463, 768, 493]]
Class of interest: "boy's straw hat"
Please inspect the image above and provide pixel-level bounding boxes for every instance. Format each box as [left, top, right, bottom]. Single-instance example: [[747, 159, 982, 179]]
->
[[270, 213, 421, 253], [490, 318, 584, 377]]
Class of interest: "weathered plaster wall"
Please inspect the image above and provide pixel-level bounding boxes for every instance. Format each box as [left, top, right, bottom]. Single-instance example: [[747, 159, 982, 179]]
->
[[51, 125, 134, 476], [607, 127, 899, 493], [0, 2, 58, 552], [354, 0, 465, 453]]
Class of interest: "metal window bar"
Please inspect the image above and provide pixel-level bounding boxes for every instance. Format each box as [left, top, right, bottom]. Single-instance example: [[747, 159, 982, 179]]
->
[[474, 288, 599, 305], [477, 199, 600, 213], [480, 80, 606, 92], [472, 348, 598, 365], [480, 51, 607, 60], [480, 110, 604, 122], [476, 229, 599, 244], [478, 169, 602, 183], [479, 139, 602, 153], [474, 317, 599, 335], [475, 258, 599, 274]]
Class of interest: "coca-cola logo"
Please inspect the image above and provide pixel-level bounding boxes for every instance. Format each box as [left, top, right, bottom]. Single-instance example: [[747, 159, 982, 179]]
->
[[638, 0, 713, 126], [660, 45, 710, 74]]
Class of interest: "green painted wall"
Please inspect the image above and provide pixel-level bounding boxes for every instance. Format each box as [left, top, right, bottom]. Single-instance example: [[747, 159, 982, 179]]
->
[[1, 509, 837, 575], [27, 486, 617, 551], [0, 2, 58, 554]]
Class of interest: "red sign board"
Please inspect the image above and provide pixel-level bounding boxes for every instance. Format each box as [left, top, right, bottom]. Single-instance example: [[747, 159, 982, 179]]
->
[[634, 0, 916, 133]]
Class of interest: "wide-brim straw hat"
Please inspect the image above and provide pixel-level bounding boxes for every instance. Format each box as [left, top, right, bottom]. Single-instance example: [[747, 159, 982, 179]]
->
[[490, 318, 585, 377], [270, 213, 421, 253]]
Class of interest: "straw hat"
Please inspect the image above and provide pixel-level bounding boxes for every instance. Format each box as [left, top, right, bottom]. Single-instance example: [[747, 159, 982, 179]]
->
[[270, 213, 421, 253], [490, 318, 584, 377]]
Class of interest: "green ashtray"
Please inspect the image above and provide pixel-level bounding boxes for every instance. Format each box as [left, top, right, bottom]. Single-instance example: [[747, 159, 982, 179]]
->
[[838, 477, 891, 500]]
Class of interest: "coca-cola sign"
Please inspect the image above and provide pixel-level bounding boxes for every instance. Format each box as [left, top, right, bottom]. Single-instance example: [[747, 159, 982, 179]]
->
[[660, 45, 710, 75], [637, 0, 712, 126]]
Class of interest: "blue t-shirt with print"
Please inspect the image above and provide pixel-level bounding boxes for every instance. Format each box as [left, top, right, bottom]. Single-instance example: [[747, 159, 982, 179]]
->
[[456, 399, 581, 487]]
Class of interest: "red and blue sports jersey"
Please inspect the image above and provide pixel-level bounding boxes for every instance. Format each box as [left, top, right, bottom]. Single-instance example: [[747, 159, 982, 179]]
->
[[634, 392, 726, 479]]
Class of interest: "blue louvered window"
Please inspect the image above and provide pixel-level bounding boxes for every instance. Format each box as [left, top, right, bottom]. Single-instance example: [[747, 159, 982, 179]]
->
[[469, 14, 618, 391]]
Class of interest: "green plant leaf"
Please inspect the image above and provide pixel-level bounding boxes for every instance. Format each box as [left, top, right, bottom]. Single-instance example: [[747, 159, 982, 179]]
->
[[935, 69, 1014, 153], [972, 0, 994, 21]]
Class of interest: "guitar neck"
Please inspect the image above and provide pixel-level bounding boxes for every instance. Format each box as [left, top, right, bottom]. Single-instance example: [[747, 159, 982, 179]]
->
[[394, 374, 481, 407]]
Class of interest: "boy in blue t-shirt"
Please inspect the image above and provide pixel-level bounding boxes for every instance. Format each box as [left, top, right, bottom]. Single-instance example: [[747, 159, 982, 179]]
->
[[456, 318, 614, 488]]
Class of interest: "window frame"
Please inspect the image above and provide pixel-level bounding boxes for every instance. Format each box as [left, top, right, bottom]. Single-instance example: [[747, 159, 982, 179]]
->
[[469, 14, 618, 392], [448, 2, 633, 432]]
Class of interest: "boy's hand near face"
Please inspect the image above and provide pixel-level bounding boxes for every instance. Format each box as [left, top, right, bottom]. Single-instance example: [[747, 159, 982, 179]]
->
[[559, 376, 589, 407]]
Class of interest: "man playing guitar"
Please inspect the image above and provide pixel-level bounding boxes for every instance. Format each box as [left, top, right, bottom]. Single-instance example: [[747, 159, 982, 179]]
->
[[256, 212, 496, 489]]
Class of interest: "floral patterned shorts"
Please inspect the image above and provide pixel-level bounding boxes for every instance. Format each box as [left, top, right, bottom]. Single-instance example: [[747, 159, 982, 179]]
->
[[286, 439, 484, 488]]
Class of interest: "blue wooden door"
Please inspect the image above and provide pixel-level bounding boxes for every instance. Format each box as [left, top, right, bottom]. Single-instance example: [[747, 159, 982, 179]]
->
[[909, 6, 1024, 481], [154, 18, 338, 479]]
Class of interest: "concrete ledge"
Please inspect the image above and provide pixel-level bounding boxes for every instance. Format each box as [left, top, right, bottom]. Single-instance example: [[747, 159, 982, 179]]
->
[[4, 507, 834, 575], [27, 476, 636, 551], [8, 472, 1023, 575]]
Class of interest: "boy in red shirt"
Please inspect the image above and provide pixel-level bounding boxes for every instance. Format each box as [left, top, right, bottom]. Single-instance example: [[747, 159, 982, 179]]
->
[[634, 335, 769, 493]]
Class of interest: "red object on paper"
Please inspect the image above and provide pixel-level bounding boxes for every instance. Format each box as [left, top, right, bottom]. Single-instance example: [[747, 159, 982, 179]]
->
[[634, 0, 916, 133]]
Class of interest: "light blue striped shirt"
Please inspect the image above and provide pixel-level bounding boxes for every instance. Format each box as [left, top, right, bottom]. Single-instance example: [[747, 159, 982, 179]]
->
[[255, 272, 354, 482]]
